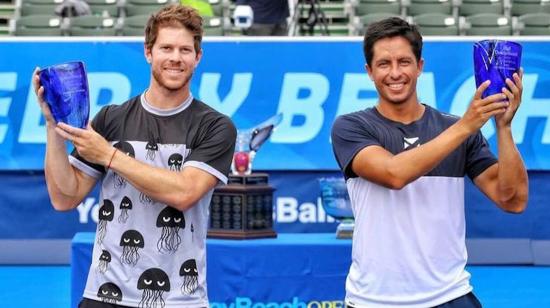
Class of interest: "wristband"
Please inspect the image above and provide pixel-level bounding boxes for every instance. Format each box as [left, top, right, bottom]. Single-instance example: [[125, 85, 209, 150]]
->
[[107, 148, 118, 169]]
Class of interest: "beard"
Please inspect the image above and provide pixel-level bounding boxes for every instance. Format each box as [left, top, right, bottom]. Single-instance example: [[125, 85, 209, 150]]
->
[[152, 67, 193, 92]]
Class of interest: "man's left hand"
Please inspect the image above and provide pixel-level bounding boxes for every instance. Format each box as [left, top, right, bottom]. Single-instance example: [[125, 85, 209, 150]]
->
[[495, 68, 523, 128], [55, 122, 113, 166]]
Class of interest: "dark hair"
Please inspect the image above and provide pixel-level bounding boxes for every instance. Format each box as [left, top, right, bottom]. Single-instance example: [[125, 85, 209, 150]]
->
[[363, 17, 423, 67], [145, 4, 203, 53]]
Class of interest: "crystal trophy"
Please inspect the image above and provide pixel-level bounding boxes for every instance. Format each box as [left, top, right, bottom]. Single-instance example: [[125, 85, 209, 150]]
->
[[39, 61, 90, 129], [319, 177, 354, 239], [473, 40, 522, 98]]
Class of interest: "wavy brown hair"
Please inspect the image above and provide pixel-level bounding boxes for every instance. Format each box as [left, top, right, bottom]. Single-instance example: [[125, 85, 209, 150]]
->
[[145, 4, 203, 53]]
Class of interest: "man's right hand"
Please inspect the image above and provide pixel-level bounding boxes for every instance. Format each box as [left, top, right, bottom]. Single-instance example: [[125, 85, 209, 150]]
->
[[32, 67, 56, 128], [459, 80, 509, 134]]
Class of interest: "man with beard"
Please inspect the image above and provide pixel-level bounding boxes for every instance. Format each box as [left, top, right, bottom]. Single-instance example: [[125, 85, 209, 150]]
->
[[331, 18, 528, 307], [33, 4, 236, 307]]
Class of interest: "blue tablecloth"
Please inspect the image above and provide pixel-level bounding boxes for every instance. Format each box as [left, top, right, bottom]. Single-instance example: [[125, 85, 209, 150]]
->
[[71, 233, 352, 308]]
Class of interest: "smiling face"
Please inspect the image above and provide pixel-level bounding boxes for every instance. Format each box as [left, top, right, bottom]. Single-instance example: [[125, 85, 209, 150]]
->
[[145, 26, 202, 94], [366, 36, 424, 107]]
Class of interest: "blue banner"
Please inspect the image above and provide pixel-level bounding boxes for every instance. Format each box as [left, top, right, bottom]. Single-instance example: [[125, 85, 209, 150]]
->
[[2, 170, 550, 239], [0, 38, 550, 170], [0, 170, 341, 239]]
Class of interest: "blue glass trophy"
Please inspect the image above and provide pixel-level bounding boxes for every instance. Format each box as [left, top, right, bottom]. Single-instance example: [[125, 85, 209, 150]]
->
[[39, 61, 90, 129], [319, 177, 354, 239], [474, 40, 522, 98]]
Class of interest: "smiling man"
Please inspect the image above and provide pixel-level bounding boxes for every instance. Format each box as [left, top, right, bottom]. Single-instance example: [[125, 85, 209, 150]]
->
[[33, 4, 236, 308], [331, 17, 528, 308]]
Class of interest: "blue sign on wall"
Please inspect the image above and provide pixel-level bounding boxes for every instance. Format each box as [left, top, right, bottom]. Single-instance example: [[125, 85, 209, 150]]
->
[[1, 38, 549, 170], [2, 170, 550, 239]]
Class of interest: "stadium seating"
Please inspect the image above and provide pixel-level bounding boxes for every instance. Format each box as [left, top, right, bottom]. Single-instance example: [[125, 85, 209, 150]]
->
[[210, 0, 223, 16], [459, 0, 505, 16], [518, 12, 550, 35], [19, 0, 60, 16], [355, 0, 402, 16], [121, 13, 148, 35], [352, 12, 400, 35], [13, 14, 62, 35], [413, 13, 460, 35], [289, 0, 351, 36], [406, 0, 454, 17], [6, 0, 550, 36], [0, 0, 15, 35], [511, 0, 550, 16], [203, 15, 223, 35], [68, 15, 117, 35], [86, 0, 119, 17], [464, 13, 512, 35], [125, 0, 174, 16]]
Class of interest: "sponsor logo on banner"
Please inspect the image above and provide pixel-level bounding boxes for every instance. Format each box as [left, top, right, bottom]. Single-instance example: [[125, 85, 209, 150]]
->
[[76, 196, 336, 225], [211, 297, 344, 308]]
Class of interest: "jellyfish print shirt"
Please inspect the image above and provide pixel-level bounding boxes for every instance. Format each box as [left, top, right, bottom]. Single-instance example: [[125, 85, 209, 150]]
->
[[69, 93, 236, 307]]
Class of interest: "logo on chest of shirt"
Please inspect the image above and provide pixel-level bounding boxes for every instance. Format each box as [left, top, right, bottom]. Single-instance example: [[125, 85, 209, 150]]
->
[[403, 137, 420, 149]]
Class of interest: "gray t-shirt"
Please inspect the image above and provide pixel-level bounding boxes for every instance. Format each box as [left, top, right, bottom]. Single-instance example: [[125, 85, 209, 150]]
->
[[70, 93, 236, 307]]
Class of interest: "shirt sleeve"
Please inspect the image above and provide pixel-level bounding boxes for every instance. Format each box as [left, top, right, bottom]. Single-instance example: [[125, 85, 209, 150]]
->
[[331, 114, 381, 179], [183, 115, 237, 184], [69, 106, 110, 179], [465, 130, 498, 180]]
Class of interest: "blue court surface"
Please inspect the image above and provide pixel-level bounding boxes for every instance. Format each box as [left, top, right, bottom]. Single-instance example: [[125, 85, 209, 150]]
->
[[1, 265, 549, 308]]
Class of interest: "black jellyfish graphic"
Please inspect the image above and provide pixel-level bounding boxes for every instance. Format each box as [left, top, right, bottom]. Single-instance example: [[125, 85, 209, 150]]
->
[[145, 141, 159, 161], [120, 229, 144, 266], [97, 250, 111, 274], [97, 199, 114, 245], [179, 259, 199, 295], [156, 206, 185, 253], [168, 153, 183, 171], [97, 282, 122, 304], [140, 192, 154, 205], [137, 268, 170, 308], [118, 196, 133, 223], [113, 141, 135, 188]]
